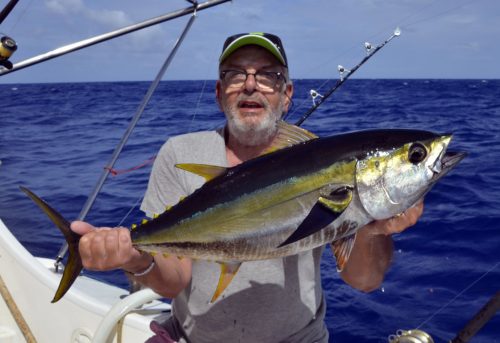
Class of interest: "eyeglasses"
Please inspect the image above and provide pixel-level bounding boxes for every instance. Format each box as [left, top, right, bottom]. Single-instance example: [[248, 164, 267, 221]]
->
[[220, 69, 286, 92]]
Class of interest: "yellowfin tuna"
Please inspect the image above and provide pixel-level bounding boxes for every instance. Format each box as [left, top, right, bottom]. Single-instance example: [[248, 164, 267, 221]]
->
[[21, 121, 465, 303]]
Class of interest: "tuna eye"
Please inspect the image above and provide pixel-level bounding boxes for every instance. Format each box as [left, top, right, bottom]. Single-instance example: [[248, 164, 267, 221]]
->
[[408, 143, 427, 164]]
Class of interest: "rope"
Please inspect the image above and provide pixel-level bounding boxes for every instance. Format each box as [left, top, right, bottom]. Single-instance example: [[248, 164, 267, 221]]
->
[[0, 274, 37, 342], [105, 155, 156, 176]]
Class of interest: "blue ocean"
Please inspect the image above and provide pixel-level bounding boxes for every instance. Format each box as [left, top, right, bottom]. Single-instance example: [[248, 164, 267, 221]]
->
[[0, 79, 498, 342]]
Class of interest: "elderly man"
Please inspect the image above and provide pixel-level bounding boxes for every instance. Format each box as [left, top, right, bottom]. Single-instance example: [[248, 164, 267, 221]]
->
[[72, 32, 423, 342]]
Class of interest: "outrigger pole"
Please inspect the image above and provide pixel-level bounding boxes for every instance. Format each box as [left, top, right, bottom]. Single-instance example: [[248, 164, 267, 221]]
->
[[291, 28, 401, 126], [53, 0, 228, 270], [0, 0, 230, 76]]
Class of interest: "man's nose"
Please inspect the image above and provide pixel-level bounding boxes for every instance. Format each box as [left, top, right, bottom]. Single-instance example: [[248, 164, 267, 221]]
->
[[243, 73, 257, 93]]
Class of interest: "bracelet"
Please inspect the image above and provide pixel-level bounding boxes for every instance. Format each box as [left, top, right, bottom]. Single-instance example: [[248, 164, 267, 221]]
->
[[132, 257, 156, 277]]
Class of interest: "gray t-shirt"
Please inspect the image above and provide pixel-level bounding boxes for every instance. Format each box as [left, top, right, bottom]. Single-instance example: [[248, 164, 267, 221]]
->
[[141, 129, 328, 343]]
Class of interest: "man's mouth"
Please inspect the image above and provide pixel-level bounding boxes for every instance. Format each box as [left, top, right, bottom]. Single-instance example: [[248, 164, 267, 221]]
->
[[239, 101, 263, 109]]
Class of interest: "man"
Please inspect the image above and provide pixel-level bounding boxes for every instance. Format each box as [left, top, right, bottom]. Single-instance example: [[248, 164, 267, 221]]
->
[[71, 33, 424, 342]]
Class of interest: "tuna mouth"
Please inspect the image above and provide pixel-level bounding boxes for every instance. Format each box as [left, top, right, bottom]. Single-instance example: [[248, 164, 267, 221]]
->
[[433, 151, 467, 180], [443, 151, 467, 170]]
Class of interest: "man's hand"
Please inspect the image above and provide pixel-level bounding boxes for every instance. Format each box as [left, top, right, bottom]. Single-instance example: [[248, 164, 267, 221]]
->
[[364, 201, 424, 237], [71, 221, 151, 273], [71, 221, 192, 298], [340, 201, 425, 291]]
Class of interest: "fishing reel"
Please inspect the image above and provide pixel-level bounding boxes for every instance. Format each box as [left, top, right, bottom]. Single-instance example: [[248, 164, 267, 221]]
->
[[0, 34, 17, 70], [388, 329, 434, 343]]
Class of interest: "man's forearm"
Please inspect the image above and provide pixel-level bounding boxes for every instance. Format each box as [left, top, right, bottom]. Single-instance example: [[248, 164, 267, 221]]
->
[[339, 226, 394, 292]]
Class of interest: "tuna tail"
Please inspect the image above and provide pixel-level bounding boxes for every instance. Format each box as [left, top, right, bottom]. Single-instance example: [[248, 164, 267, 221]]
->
[[20, 186, 83, 303]]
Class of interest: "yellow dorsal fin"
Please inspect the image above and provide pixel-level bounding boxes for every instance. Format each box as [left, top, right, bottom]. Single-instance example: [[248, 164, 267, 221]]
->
[[175, 163, 227, 182], [141, 219, 148, 225], [131, 224, 137, 231], [261, 120, 318, 155], [153, 213, 159, 219], [211, 262, 242, 303]]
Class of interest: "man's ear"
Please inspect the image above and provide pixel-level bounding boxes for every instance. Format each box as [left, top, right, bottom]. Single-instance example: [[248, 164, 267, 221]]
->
[[283, 83, 294, 112], [215, 80, 223, 111]]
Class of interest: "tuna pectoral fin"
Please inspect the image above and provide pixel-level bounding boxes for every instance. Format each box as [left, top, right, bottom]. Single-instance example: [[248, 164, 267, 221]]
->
[[210, 262, 242, 303], [19, 186, 82, 303], [278, 187, 353, 247], [331, 233, 357, 272]]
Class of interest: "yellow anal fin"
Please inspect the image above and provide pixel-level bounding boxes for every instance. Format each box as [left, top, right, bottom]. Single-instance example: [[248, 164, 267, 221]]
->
[[211, 262, 242, 303], [331, 233, 357, 272], [175, 163, 227, 182]]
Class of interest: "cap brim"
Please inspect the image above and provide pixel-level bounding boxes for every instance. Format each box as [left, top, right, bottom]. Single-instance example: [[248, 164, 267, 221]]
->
[[219, 35, 286, 66]]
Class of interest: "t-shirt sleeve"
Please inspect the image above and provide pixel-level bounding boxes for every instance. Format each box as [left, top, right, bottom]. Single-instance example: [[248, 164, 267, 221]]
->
[[140, 139, 188, 218], [140, 129, 227, 218]]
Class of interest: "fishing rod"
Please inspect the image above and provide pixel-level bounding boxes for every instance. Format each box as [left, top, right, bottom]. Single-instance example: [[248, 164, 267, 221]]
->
[[0, 0, 19, 24], [0, 0, 230, 77], [0, 0, 19, 70], [53, 1, 221, 270], [387, 290, 500, 343], [289, 27, 401, 127]]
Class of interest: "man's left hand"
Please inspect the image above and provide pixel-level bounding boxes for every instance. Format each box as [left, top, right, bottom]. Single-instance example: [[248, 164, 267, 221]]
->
[[365, 200, 424, 237]]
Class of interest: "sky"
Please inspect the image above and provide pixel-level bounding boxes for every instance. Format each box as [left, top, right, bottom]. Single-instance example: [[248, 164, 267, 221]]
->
[[0, 0, 498, 83]]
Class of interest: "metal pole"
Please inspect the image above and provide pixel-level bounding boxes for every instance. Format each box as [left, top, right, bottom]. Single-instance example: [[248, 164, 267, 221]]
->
[[54, 10, 199, 268], [0, 0, 230, 76], [0, 0, 19, 25]]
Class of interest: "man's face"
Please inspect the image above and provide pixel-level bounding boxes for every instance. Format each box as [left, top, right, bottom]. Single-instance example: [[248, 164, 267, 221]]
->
[[216, 45, 293, 146]]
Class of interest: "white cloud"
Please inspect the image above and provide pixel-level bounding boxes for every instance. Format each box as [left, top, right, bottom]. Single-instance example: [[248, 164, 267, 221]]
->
[[45, 0, 84, 15], [45, 0, 131, 29]]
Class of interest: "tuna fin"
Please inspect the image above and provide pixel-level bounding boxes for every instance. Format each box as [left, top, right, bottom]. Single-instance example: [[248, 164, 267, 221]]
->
[[278, 186, 353, 247], [211, 262, 242, 302], [175, 163, 227, 182], [261, 120, 318, 155], [20, 186, 83, 303], [331, 233, 357, 271]]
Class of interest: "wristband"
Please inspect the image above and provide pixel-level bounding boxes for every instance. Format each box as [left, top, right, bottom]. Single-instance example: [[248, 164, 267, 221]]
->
[[131, 258, 155, 277]]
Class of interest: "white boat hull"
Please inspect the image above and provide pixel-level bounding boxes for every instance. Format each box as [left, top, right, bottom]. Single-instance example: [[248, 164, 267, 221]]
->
[[0, 218, 170, 343]]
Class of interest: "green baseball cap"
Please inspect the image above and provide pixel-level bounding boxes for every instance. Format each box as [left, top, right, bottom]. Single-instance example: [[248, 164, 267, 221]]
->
[[219, 32, 288, 67]]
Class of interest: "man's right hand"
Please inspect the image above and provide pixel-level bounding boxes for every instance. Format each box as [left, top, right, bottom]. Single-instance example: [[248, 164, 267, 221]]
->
[[70, 221, 152, 273]]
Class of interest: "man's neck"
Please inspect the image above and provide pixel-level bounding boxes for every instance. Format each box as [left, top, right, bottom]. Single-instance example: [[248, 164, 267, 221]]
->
[[225, 131, 275, 167]]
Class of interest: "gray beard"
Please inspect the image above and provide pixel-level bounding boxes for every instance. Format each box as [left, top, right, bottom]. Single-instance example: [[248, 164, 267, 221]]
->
[[224, 98, 284, 147]]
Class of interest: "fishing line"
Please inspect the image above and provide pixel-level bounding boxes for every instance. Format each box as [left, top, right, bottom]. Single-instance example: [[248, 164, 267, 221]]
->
[[401, 0, 484, 30], [415, 261, 500, 333], [4, 0, 33, 32], [117, 194, 144, 227], [188, 78, 207, 132]]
